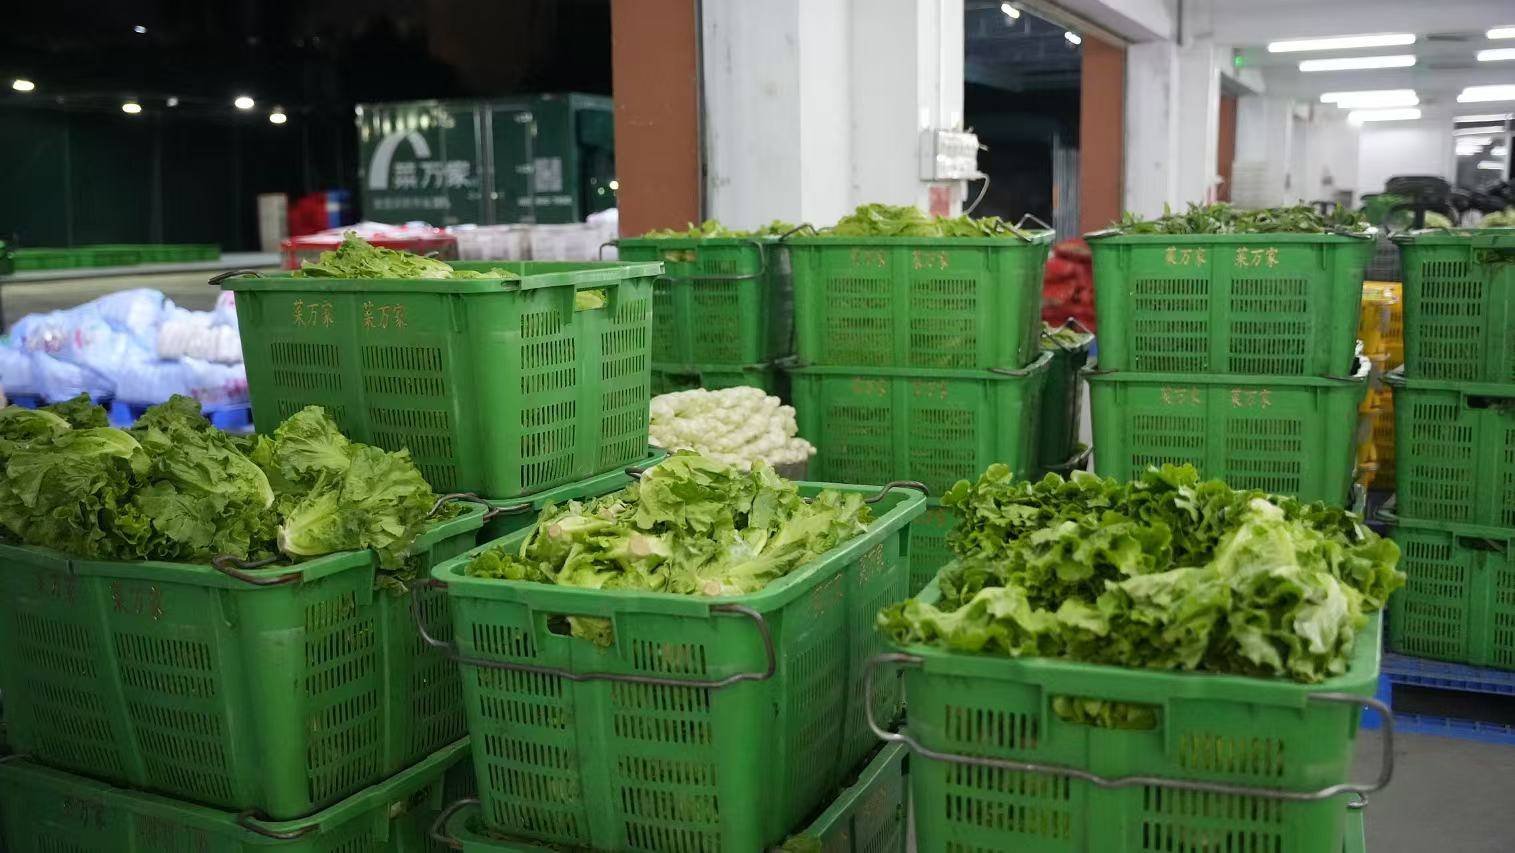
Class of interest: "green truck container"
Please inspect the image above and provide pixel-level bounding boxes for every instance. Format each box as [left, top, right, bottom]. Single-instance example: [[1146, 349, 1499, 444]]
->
[[357, 95, 615, 227]]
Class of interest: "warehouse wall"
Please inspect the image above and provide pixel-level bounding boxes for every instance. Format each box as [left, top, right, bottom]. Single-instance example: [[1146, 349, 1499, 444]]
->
[[1356, 122, 1455, 195], [0, 106, 353, 251]]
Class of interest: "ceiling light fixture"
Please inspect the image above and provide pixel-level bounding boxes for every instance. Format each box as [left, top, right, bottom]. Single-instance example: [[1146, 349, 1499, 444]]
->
[[1300, 55, 1416, 72], [1268, 33, 1415, 53], [1459, 85, 1515, 103], [1478, 48, 1515, 62], [269, 108, 287, 125], [1348, 107, 1421, 123], [1064, 31, 1082, 45], [1477, 160, 1505, 170], [233, 95, 255, 110], [1488, 27, 1515, 40], [1456, 113, 1512, 123], [166, 96, 179, 107], [11, 78, 35, 92], [1320, 89, 1418, 108], [121, 101, 142, 115], [1494, 146, 1510, 157], [133, 25, 147, 34], [999, 2, 1020, 19]]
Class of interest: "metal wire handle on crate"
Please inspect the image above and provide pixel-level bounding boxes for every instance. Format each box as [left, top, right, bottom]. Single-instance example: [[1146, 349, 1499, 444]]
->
[[429, 492, 510, 522], [235, 810, 319, 840], [410, 590, 777, 689], [863, 652, 1396, 803], [864, 481, 929, 503], [210, 554, 302, 586], [207, 269, 264, 286], [429, 797, 480, 850]]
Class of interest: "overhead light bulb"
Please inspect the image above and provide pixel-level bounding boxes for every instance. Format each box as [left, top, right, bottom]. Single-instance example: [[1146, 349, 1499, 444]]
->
[[1268, 33, 1415, 53], [1320, 89, 1418, 108], [1488, 27, 1515, 40], [999, 2, 1020, 19], [1478, 48, 1515, 62], [11, 78, 35, 92], [269, 108, 287, 125], [1477, 160, 1504, 170], [1459, 85, 1515, 103], [1347, 107, 1421, 123], [166, 96, 179, 107], [133, 25, 147, 34], [233, 95, 255, 110], [1456, 113, 1512, 123], [608, 179, 620, 191], [1300, 55, 1416, 72], [121, 101, 142, 115], [1064, 31, 1082, 45], [1494, 146, 1510, 157]]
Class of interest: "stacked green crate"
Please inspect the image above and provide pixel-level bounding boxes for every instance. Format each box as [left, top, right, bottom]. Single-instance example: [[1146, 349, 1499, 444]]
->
[[783, 229, 1055, 593], [1086, 229, 1374, 505], [618, 235, 793, 397], [1386, 228, 1515, 669]]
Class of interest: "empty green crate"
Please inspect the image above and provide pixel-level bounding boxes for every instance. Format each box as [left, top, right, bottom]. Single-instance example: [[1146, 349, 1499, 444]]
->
[[83, 245, 144, 267], [435, 743, 908, 853], [886, 581, 1382, 853], [1388, 514, 1515, 670], [0, 738, 470, 852], [479, 448, 667, 541], [785, 232, 1053, 370], [0, 503, 483, 819], [431, 482, 926, 850], [1087, 232, 1374, 375], [1386, 369, 1515, 528], [11, 248, 91, 271], [1038, 323, 1094, 474], [138, 244, 223, 264], [1088, 357, 1369, 504], [618, 237, 793, 368], [651, 361, 785, 397], [1393, 229, 1515, 383], [222, 260, 661, 496], [790, 351, 1053, 498]]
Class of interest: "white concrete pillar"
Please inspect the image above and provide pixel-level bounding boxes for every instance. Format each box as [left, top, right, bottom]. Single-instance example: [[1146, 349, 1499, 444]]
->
[[1123, 41, 1180, 218], [1174, 39, 1222, 206], [1233, 96, 1297, 207], [701, 0, 964, 229]]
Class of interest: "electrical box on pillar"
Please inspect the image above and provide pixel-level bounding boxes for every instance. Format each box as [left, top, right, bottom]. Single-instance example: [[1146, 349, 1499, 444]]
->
[[919, 129, 983, 216]]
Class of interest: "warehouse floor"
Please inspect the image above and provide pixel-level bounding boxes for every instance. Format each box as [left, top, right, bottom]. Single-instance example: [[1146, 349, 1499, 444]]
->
[[6, 275, 1513, 851]]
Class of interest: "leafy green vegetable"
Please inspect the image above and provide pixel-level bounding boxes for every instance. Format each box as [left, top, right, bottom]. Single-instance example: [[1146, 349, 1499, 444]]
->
[[466, 452, 873, 644], [882, 465, 1403, 685], [43, 393, 109, 428], [0, 395, 447, 573], [293, 232, 520, 281], [819, 204, 1030, 239], [1112, 203, 1371, 235], [642, 219, 800, 238], [1040, 321, 1093, 352], [1481, 209, 1515, 227]]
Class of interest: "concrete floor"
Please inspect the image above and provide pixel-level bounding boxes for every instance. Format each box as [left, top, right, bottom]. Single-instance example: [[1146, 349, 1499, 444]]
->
[[7, 273, 1514, 852]]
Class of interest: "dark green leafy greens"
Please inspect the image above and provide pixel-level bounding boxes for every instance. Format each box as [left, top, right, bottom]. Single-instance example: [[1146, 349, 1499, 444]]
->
[[820, 203, 1031, 238], [293, 232, 519, 280], [43, 393, 111, 428], [1113, 203, 1371, 235], [882, 465, 1403, 685], [1480, 209, 1515, 227], [466, 452, 873, 644], [642, 219, 800, 238], [0, 395, 447, 575]]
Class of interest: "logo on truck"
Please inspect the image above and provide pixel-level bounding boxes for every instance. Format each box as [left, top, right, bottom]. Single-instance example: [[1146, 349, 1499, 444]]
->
[[367, 130, 473, 191]]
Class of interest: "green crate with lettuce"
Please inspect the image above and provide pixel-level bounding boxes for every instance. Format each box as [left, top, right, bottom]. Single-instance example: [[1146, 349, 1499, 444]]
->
[[874, 463, 1402, 853], [428, 452, 926, 850], [0, 394, 483, 819]]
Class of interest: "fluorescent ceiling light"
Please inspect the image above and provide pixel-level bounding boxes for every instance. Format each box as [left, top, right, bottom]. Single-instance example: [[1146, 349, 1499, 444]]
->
[[11, 78, 34, 92], [1494, 146, 1510, 157], [1479, 48, 1515, 62], [269, 109, 287, 125], [1064, 31, 1082, 45], [121, 101, 142, 115], [999, 2, 1020, 19], [1459, 85, 1515, 103], [1320, 89, 1418, 108], [233, 95, 255, 110], [1489, 27, 1515, 40], [1348, 107, 1421, 123], [1268, 33, 1414, 53], [1300, 55, 1416, 72], [1455, 126, 1499, 136], [1477, 160, 1505, 170], [1456, 113, 1512, 123]]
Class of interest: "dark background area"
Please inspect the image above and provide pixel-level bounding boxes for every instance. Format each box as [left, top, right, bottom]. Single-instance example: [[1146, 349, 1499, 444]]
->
[[0, 0, 612, 250]]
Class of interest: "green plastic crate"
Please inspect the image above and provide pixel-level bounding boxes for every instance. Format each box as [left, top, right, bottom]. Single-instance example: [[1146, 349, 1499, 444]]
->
[[434, 743, 908, 853], [785, 232, 1053, 370], [0, 503, 483, 819], [0, 738, 470, 852], [1385, 369, 1515, 528], [1087, 232, 1374, 374], [618, 237, 793, 368], [651, 361, 785, 397], [221, 260, 661, 496], [11, 248, 91, 271], [1087, 356, 1369, 504], [428, 482, 926, 850], [1038, 322, 1094, 474], [1387, 512, 1515, 670], [909, 499, 956, 597], [790, 351, 1054, 498], [879, 581, 1385, 853], [83, 245, 144, 267], [1346, 806, 1365, 853], [479, 448, 668, 542], [138, 244, 223, 264], [1392, 228, 1515, 383]]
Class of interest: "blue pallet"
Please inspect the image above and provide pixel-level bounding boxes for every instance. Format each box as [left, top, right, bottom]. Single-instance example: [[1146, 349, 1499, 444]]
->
[[1360, 654, 1515, 745], [10, 393, 114, 411]]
